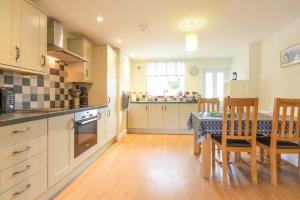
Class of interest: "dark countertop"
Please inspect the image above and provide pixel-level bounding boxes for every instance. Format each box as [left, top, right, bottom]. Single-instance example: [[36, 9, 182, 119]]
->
[[0, 105, 108, 127], [130, 101, 197, 104]]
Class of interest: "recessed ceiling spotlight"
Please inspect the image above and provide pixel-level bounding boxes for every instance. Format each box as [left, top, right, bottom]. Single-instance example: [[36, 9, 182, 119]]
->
[[96, 16, 104, 22], [117, 39, 122, 44]]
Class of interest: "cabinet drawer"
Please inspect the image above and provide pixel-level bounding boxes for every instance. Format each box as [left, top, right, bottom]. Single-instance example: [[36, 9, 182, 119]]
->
[[0, 119, 47, 148], [0, 169, 47, 200], [0, 135, 47, 170], [0, 151, 47, 193]]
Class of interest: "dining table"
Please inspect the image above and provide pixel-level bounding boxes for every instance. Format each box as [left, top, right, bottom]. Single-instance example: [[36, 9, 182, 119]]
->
[[187, 112, 276, 178]]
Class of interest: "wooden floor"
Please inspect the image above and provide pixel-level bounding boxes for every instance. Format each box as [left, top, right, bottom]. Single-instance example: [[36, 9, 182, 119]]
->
[[55, 134, 300, 200]]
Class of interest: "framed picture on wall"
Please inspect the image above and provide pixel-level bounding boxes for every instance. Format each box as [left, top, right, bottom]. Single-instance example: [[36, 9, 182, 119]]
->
[[280, 43, 300, 67]]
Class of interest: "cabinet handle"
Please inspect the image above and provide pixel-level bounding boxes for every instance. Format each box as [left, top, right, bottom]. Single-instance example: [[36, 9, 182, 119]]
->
[[12, 165, 31, 176], [12, 127, 31, 134], [85, 69, 88, 77], [13, 184, 31, 197], [15, 46, 20, 61], [165, 105, 167, 111], [41, 54, 46, 67], [107, 110, 111, 117], [70, 118, 75, 130], [107, 97, 111, 104], [13, 146, 31, 155], [161, 106, 164, 111], [97, 112, 102, 120], [146, 106, 148, 111]]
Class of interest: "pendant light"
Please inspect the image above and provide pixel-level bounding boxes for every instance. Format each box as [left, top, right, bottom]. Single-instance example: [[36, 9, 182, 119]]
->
[[185, 32, 198, 52]]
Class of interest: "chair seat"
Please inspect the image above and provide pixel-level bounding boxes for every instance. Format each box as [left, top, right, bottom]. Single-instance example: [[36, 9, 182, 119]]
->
[[257, 137, 300, 149], [211, 135, 251, 147]]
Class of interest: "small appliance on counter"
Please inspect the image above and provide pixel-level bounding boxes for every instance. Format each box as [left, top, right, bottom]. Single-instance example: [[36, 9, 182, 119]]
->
[[0, 87, 15, 114], [69, 87, 81, 107], [79, 86, 88, 106]]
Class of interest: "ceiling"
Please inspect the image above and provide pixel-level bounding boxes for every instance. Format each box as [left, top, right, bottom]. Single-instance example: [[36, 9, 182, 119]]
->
[[33, 0, 300, 59]]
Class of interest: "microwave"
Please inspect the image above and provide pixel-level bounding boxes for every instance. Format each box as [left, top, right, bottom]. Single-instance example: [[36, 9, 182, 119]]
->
[[0, 87, 15, 114]]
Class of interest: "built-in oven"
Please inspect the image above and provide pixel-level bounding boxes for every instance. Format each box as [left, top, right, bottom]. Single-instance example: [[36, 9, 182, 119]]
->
[[74, 109, 99, 158]]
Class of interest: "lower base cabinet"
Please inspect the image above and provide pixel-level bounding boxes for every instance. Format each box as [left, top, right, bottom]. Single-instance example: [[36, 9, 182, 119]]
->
[[48, 114, 74, 187], [97, 108, 117, 149]]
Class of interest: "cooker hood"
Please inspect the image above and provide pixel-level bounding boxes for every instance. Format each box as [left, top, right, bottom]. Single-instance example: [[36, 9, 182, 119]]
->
[[47, 18, 88, 63]]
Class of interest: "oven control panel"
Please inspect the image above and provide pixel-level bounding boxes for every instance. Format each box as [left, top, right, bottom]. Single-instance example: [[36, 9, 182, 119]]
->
[[75, 109, 98, 121]]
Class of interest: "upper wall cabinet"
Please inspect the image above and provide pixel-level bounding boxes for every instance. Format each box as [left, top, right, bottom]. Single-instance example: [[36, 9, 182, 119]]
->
[[0, 0, 47, 74], [0, 0, 21, 67], [66, 38, 94, 83]]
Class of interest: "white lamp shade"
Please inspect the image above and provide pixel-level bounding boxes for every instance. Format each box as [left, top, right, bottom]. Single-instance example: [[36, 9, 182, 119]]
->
[[185, 33, 198, 52]]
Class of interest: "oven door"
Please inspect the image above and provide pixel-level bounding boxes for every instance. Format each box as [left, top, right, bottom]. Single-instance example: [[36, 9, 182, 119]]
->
[[74, 117, 97, 158]]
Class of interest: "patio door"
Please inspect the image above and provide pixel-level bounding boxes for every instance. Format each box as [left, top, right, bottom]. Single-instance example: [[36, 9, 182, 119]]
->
[[203, 69, 229, 100]]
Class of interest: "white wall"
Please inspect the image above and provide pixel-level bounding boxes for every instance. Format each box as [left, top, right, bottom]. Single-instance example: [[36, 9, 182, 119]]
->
[[258, 18, 300, 112], [130, 58, 232, 95], [231, 45, 250, 80]]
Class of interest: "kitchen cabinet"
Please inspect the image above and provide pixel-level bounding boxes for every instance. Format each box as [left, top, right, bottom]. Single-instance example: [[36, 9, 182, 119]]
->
[[48, 114, 74, 187], [0, 0, 47, 74], [179, 103, 197, 129], [128, 103, 197, 133], [97, 108, 108, 148], [20, 0, 47, 73], [164, 104, 180, 129], [0, 0, 21, 67], [127, 103, 148, 129], [67, 38, 94, 83], [148, 104, 164, 129]]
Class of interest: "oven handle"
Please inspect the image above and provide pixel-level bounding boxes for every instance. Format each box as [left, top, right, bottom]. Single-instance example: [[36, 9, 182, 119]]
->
[[76, 118, 98, 125]]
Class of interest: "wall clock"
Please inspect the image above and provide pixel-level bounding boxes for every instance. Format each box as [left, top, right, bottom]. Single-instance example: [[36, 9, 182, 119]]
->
[[136, 65, 142, 71], [189, 65, 199, 76]]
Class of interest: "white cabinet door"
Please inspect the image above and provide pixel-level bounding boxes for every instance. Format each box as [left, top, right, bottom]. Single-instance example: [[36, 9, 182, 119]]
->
[[179, 104, 197, 129], [20, 0, 47, 72], [107, 47, 117, 109], [106, 109, 117, 140], [148, 104, 164, 129], [0, 0, 21, 67], [97, 108, 107, 148], [128, 103, 148, 129], [48, 114, 74, 187], [84, 40, 94, 82], [163, 104, 180, 129]]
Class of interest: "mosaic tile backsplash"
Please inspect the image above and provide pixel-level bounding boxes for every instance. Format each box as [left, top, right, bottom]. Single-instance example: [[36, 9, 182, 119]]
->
[[0, 61, 74, 109]]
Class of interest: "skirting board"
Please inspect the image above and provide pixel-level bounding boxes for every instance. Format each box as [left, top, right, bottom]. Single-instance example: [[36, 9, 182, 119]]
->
[[117, 129, 127, 140], [127, 128, 192, 135], [38, 138, 117, 200]]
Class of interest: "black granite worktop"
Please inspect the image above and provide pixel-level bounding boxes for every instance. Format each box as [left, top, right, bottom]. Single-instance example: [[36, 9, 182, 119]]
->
[[0, 105, 108, 127]]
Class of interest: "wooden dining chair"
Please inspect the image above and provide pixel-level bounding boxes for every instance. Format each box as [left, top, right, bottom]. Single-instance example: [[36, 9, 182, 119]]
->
[[198, 98, 220, 112], [257, 98, 300, 185], [211, 98, 259, 184], [194, 98, 221, 155]]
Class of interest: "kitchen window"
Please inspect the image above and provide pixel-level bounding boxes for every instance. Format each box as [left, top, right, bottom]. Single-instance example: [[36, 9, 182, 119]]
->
[[204, 69, 229, 100], [147, 62, 185, 96]]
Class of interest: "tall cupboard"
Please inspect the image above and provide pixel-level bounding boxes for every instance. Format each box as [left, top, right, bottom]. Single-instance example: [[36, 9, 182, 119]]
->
[[89, 45, 118, 141]]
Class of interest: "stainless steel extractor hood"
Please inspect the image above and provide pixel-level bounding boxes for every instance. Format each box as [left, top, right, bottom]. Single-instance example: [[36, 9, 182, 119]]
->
[[47, 18, 88, 63]]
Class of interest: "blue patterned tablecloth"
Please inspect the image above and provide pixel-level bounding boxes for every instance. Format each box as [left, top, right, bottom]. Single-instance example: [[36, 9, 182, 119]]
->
[[187, 112, 275, 143]]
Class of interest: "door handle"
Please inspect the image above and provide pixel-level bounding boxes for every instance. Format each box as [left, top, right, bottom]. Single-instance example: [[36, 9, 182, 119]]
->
[[107, 110, 111, 117], [12, 127, 31, 134], [165, 105, 167, 111], [41, 54, 46, 67], [13, 146, 31, 155], [85, 69, 88, 77], [15, 46, 20, 61], [107, 97, 111, 104], [12, 165, 31, 176], [146, 106, 148, 111], [97, 112, 102, 120], [13, 184, 31, 197]]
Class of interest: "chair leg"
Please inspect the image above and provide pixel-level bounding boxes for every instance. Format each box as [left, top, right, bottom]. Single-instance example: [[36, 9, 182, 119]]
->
[[260, 148, 264, 163], [212, 143, 215, 168], [270, 150, 278, 185], [298, 153, 300, 181], [277, 154, 281, 170], [193, 131, 200, 155], [251, 149, 257, 184], [222, 150, 228, 184]]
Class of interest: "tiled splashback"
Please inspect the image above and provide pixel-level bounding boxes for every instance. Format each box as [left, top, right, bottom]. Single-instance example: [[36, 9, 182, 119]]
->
[[129, 91, 200, 102], [0, 61, 74, 109]]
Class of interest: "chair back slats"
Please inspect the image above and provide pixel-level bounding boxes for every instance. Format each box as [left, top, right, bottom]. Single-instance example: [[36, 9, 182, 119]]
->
[[237, 106, 243, 136], [280, 106, 287, 138], [245, 106, 250, 136], [271, 98, 300, 145], [198, 98, 220, 112], [222, 98, 259, 145], [230, 106, 235, 136], [288, 106, 295, 138]]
